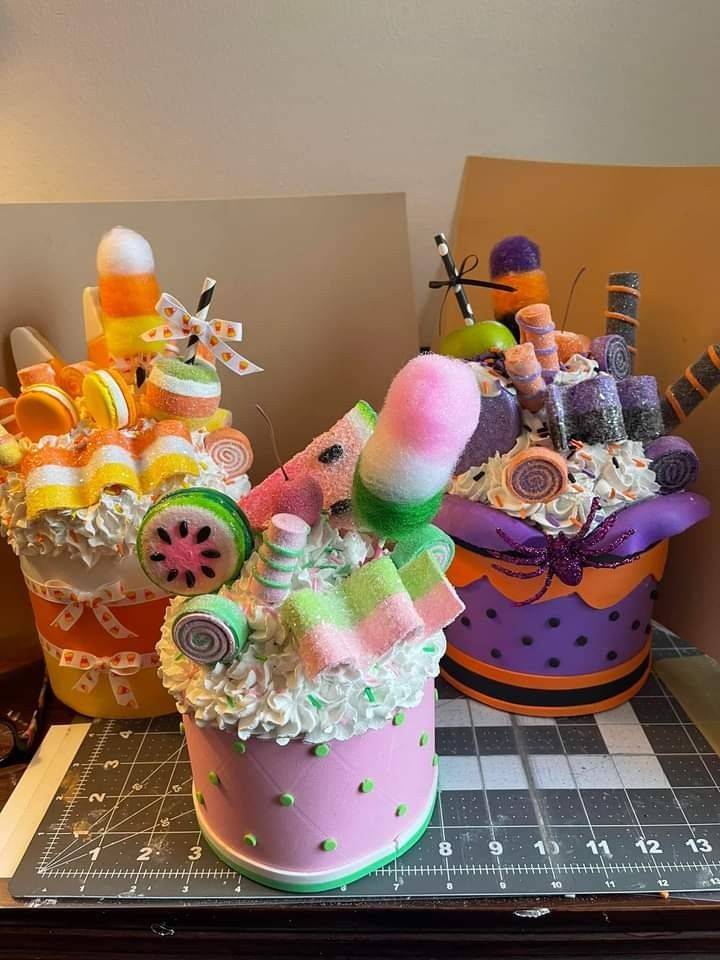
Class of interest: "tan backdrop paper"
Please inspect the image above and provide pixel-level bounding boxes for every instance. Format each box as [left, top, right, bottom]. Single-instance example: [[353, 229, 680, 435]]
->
[[440, 157, 719, 655], [0, 194, 418, 655]]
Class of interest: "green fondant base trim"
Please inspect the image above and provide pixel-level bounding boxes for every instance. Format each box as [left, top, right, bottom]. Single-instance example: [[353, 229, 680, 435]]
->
[[195, 773, 438, 893]]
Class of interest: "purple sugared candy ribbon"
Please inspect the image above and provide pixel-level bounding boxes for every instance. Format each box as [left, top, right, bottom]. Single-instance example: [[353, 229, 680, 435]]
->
[[481, 498, 637, 605]]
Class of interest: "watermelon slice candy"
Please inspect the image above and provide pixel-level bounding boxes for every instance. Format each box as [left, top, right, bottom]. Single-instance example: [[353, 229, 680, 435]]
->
[[137, 488, 253, 597]]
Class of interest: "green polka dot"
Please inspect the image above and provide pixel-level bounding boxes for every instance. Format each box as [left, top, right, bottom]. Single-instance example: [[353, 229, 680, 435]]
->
[[432, 753, 439, 767], [233, 740, 246, 754], [359, 779, 374, 794], [313, 743, 330, 757], [393, 711, 405, 727], [195, 790, 205, 806], [278, 793, 295, 807], [396, 803, 408, 817], [321, 838, 337, 852], [208, 771, 220, 786], [419, 732, 429, 747], [243, 833, 257, 847]]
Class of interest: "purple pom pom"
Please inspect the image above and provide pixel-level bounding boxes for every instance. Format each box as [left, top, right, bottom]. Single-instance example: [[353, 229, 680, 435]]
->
[[489, 236, 541, 278]]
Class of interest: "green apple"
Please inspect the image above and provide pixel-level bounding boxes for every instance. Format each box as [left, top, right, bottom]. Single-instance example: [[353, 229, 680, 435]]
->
[[438, 320, 517, 359]]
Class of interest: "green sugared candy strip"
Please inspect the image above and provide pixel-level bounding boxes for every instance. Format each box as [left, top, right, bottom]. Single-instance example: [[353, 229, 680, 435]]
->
[[157, 357, 220, 385], [392, 524, 455, 573]]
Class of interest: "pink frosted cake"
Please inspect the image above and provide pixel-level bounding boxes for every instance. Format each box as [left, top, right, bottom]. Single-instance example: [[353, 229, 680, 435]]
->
[[432, 234, 713, 716], [147, 355, 479, 891]]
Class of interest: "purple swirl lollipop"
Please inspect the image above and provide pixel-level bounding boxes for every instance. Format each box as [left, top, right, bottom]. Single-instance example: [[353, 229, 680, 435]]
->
[[172, 594, 248, 664]]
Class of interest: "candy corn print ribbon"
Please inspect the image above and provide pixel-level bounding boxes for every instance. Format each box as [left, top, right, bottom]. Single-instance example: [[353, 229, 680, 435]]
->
[[40, 635, 159, 709], [25, 576, 165, 639], [142, 293, 263, 376]]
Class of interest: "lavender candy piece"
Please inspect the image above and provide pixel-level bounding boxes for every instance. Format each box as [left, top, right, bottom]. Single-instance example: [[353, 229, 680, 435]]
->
[[456, 386, 522, 474], [588, 335, 632, 380], [645, 435, 700, 494], [617, 375, 664, 442], [545, 382, 571, 451], [565, 373, 627, 444]]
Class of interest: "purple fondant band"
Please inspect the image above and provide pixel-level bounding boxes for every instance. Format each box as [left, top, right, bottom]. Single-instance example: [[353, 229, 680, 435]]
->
[[437, 492, 710, 557]]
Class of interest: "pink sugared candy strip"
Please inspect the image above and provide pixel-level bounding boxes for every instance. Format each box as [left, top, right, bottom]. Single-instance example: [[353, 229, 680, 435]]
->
[[204, 427, 253, 481], [504, 342, 546, 412], [516, 303, 559, 382]]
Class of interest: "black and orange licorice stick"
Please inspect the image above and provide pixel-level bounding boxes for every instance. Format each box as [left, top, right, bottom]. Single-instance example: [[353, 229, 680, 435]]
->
[[661, 344, 720, 431], [605, 272, 640, 372]]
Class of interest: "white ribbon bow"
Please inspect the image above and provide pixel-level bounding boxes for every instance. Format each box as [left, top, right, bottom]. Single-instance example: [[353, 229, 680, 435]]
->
[[42, 638, 159, 709], [26, 578, 146, 639], [141, 292, 263, 376]]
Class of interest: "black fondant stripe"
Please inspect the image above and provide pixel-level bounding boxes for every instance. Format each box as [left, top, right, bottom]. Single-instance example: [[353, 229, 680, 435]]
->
[[441, 652, 650, 709]]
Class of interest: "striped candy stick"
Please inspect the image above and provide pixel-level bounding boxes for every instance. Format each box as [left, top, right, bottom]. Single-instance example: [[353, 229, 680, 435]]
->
[[434, 234, 474, 327], [184, 277, 216, 364], [605, 272, 640, 371], [516, 303, 560, 383], [249, 513, 310, 607], [661, 344, 720, 431], [504, 342, 546, 412]]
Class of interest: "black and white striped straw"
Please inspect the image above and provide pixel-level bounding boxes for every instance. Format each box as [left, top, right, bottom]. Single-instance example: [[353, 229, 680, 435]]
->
[[185, 276, 216, 363], [434, 233, 475, 327]]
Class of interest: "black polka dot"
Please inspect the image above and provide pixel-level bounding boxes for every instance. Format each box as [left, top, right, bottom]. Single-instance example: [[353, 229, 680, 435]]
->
[[575, 635, 588, 647], [547, 617, 561, 628], [607, 650, 618, 661], [609, 611, 620, 622], [521, 636, 534, 647], [645, 624, 652, 635], [486, 609, 497, 620], [548, 657, 560, 668], [650, 589, 658, 600], [490, 648, 502, 659], [631, 620, 641, 630], [461, 616, 471, 627]]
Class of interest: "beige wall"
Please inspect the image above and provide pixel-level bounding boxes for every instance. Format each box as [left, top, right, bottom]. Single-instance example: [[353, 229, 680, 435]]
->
[[3, 0, 720, 344]]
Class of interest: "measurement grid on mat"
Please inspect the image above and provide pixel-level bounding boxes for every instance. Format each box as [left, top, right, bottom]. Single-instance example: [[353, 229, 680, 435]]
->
[[11, 626, 720, 900]]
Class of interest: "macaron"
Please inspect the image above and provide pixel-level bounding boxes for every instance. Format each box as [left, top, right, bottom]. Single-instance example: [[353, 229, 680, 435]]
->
[[82, 368, 137, 430], [15, 384, 79, 442]]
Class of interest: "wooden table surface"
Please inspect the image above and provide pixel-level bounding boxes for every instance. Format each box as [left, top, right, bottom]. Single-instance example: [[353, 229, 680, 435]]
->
[[1, 689, 720, 959]]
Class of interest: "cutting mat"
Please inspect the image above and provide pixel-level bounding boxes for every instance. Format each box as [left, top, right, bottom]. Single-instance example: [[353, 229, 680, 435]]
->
[[11, 626, 720, 900]]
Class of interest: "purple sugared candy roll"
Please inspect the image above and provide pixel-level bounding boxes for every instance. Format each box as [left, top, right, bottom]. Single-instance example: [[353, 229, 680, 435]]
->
[[646, 435, 700, 494], [456, 385, 522, 474], [616, 375, 664, 442], [589, 335, 632, 381], [565, 374, 627, 445]]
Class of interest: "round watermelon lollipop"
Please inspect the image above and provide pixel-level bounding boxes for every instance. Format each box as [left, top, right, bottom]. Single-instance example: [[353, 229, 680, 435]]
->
[[137, 488, 253, 596]]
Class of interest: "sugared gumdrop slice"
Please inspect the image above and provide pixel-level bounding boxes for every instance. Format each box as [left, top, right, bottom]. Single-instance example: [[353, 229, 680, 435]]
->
[[137, 488, 253, 596]]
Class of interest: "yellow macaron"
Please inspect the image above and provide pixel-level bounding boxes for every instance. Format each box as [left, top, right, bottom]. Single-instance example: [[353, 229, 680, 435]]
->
[[15, 384, 79, 442], [82, 368, 137, 430]]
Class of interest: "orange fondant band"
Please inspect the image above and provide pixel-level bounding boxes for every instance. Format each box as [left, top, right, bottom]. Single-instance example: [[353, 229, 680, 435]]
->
[[444, 639, 651, 691], [607, 285, 641, 298], [447, 539, 667, 608], [605, 311, 639, 327], [664, 386, 686, 423]]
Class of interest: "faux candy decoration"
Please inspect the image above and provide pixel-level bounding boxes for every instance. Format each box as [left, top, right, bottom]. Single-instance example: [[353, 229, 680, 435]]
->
[[503, 448, 569, 503], [616, 375, 664, 442], [143, 357, 221, 423], [554, 331, 591, 365], [172, 594, 248, 663], [455, 380, 522, 475], [660, 344, 720, 431], [438, 320, 517, 360], [352, 355, 480, 540], [240, 402, 377, 530], [249, 512, 310, 607], [489, 236, 550, 341], [0, 424, 22, 469], [391, 524, 455, 573], [546, 373, 627, 450], [15, 383, 78, 443], [504, 342, 545, 412], [204, 428, 254, 481], [275, 476, 323, 527], [605, 272, 640, 371], [82, 368, 137, 430], [588, 334, 632, 380], [137, 488, 253, 596], [646, 435, 700, 494], [515, 303, 559, 383]]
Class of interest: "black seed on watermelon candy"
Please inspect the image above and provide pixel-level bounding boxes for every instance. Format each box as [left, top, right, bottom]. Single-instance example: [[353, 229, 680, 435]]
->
[[186, 571, 196, 589], [197, 526, 211, 543], [201, 566, 216, 579], [318, 443, 344, 464], [158, 527, 172, 544], [202, 549, 221, 558], [330, 498, 351, 517], [179, 520, 189, 538], [167, 569, 179, 582], [150, 553, 166, 562]]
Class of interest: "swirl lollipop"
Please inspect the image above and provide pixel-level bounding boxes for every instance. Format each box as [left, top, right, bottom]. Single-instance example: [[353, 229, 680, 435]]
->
[[172, 594, 248, 663], [589, 335, 632, 380], [205, 427, 254, 481], [645, 436, 700, 494], [503, 448, 569, 503]]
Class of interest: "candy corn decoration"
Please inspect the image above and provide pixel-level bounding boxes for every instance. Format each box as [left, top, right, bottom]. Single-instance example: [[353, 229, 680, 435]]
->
[[489, 236, 550, 341], [352, 355, 480, 541], [95, 227, 166, 371], [661, 344, 720, 431], [10, 327, 65, 379]]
